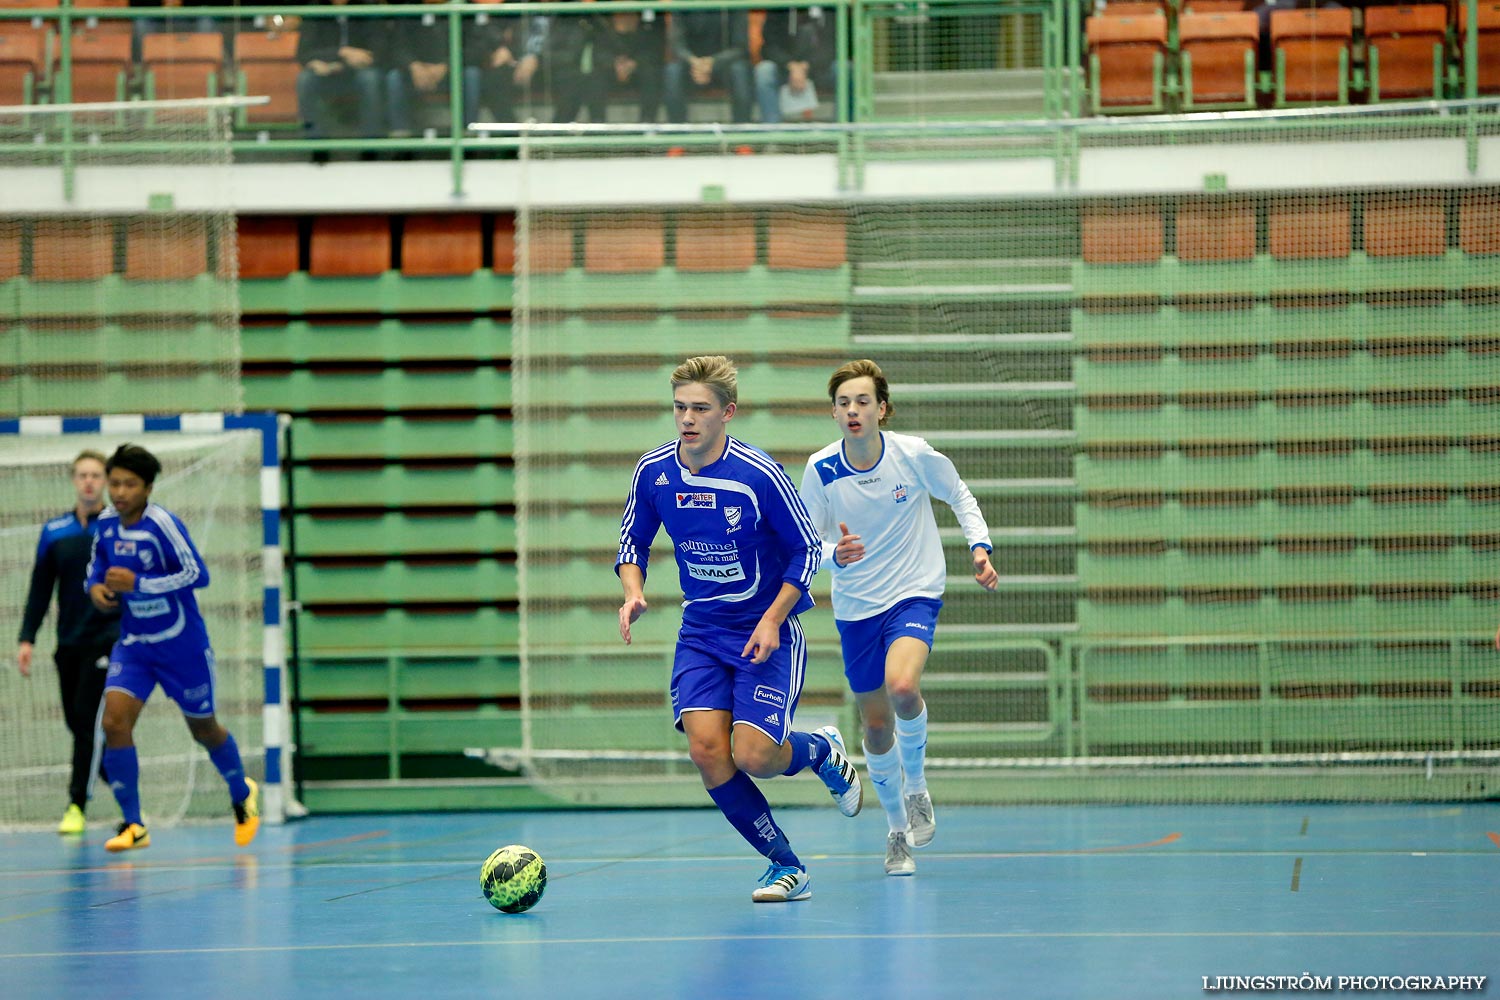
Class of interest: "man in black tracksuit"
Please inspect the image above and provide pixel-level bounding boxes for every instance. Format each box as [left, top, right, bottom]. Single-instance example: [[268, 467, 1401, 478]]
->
[[17, 449, 121, 834]]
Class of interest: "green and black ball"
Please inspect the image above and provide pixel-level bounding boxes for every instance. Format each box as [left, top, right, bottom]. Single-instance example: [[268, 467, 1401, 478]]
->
[[481, 844, 547, 913]]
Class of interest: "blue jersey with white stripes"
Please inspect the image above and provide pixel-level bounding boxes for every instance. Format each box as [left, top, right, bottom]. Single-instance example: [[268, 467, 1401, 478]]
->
[[85, 503, 212, 647], [616, 436, 823, 627]]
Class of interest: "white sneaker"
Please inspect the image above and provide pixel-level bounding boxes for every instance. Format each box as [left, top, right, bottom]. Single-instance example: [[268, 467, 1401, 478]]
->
[[752, 863, 811, 902], [813, 726, 862, 817], [905, 789, 935, 848], [885, 831, 916, 876]]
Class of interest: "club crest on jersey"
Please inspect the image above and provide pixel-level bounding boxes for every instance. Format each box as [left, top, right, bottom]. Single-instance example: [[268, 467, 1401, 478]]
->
[[676, 492, 716, 509], [892, 484, 909, 504], [139, 549, 155, 570], [724, 506, 742, 531], [113, 539, 137, 556]]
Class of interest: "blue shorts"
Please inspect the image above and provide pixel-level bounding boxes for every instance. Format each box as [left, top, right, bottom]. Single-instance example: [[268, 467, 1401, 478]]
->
[[105, 635, 219, 718], [671, 616, 806, 744], [835, 597, 943, 694]]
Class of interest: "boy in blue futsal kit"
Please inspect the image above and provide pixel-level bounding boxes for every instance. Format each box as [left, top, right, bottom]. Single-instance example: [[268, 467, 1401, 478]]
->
[[86, 444, 259, 852], [617, 355, 861, 903], [800, 360, 998, 877]]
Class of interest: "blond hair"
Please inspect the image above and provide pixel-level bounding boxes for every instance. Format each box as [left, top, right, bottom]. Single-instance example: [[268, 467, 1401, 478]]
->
[[72, 449, 107, 472], [827, 359, 894, 426], [671, 355, 738, 408]]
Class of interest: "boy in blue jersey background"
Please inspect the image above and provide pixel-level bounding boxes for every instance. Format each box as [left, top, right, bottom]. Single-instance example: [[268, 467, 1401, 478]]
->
[[16, 449, 121, 835], [86, 444, 259, 852], [616, 355, 861, 903]]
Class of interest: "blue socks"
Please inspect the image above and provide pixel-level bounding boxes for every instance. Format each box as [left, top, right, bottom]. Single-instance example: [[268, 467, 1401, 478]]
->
[[707, 771, 801, 869], [780, 730, 832, 777], [207, 732, 251, 804], [102, 745, 141, 825]]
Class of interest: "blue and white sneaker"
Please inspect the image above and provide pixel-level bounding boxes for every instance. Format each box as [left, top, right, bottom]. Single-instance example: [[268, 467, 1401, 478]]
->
[[814, 725, 862, 817], [752, 863, 811, 902]]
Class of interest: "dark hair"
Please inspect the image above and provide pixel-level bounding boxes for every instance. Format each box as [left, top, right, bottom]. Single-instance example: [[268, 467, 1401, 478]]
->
[[105, 444, 162, 486], [827, 359, 894, 426]]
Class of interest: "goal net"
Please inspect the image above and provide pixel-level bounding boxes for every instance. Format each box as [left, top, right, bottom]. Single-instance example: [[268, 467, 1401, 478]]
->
[[506, 106, 1500, 805], [0, 98, 244, 418], [0, 415, 284, 830]]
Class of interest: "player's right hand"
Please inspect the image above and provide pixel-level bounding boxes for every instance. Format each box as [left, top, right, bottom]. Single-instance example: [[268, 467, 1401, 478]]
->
[[835, 522, 864, 567], [16, 641, 31, 678], [619, 595, 648, 644], [89, 583, 118, 612]]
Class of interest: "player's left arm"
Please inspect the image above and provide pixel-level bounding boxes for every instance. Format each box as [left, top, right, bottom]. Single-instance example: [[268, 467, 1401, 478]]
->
[[742, 582, 804, 664], [914, 439, 997, 591], [130, 512, 211, 595], [760, 460, 823, 595]]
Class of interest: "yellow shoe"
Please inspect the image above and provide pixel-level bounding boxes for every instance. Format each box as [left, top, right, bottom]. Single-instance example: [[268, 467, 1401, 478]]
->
[[105, 822, 150, 852], [58, 804, 86, 835], [233, 777, 260, 847]]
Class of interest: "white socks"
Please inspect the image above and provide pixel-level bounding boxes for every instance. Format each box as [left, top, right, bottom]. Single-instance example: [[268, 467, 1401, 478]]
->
[[863, 739, 907, 834], [895, 705, 929, 795]]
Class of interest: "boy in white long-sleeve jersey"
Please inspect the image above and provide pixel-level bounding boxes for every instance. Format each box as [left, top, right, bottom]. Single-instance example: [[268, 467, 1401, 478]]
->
[[800, 359, 998, 875]]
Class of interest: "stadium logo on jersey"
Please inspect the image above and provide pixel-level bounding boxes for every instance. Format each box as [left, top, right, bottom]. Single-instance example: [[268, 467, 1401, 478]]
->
[[686, 560, 745, 582], [858, 476, 881, 485], [903, 622, 931, 631], [676, 492, 716, 509], [753, 684, 786, 708], [113, 539, 137, 556], [891, 484, 909, 504], [654, 472, 670, 486], [724, 506, 742, 531]]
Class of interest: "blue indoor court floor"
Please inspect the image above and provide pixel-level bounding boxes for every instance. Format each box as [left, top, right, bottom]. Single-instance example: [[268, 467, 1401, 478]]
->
[[2, 803, 1497, 1000]]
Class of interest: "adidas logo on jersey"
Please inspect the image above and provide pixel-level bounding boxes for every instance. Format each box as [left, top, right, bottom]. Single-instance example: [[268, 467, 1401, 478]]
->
[[655, 472, 669, 486], [764, 712, 780, 727]]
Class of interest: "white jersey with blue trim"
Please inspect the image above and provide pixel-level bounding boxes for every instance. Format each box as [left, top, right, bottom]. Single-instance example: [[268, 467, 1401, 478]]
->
[[617, 436, 822, 626], [85, 503, 212, 646], [800, 430, 992, 623]]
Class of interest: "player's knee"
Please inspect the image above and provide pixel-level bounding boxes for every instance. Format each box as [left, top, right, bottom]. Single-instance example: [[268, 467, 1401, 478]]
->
[[886, 676, 923, 714], [862, 716, 895, 754], [100, 710, 131, 744], [730, 741, 778, 777], [687, 735, 731, 775], [186, 718, 226, 747]]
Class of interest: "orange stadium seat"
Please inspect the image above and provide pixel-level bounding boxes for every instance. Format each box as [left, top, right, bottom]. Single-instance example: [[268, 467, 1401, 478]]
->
[[766, 209, 846, 269], [1364, 192, 1445, 258], [237, 216, 300, 279], [1366, 5, 1447, 101], [402, 214, 483, 277], [583, 214, 665, 273], [0, 27, 45, 104], [1268, 194, 1351, 260], [675, 211, 756, 273], [1271, 7, 1353, 105], [1178, 11, 1259, 109], [1458, 191, 1500, 255], [1100, 2, 1167, 16], [141, 31, 223, 100], [63, 28, 132, 105], [309, 215, 390, 277], [1456, 1, 1500, 94], [32, 219, 116, 281], [1182, 0, 1247, 12], [0, 225, 21, 281], [125, 217, 209, 280], [496, 214, 577, 274], [1086, 12, 1168, 111], [1176, 197, 1256, 262], [234, 29, 301, 125], [1082, 203, 1164, 264]]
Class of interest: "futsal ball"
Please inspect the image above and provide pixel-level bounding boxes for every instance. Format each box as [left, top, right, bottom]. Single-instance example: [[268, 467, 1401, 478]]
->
[[481, 844, 547, 913]]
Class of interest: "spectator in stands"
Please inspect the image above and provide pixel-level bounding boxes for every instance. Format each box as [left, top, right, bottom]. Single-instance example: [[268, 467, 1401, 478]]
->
[[755, 7, 839, 123], [471, 5, 550, 125], [594, 8, 666, 124], [295, 0, 387, 143], [664, 9, 753, 124], [550, 4, 665, 124], [385, 0, 483, 137]]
